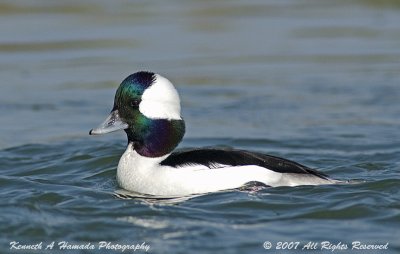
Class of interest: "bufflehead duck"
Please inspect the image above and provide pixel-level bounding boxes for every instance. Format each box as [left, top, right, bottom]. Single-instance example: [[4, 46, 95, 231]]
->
[[90, 71, 337, 196]]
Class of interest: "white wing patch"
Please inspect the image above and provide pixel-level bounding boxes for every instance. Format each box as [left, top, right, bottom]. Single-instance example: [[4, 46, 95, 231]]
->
[[173, 162, 231, 170]]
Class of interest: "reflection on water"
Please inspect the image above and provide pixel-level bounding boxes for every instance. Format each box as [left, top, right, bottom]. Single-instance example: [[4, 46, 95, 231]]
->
[[114, 189, 204, 205]]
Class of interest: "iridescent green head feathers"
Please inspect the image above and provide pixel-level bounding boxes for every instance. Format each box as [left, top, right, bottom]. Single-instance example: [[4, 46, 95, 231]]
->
[[90, 71, 185, 157]]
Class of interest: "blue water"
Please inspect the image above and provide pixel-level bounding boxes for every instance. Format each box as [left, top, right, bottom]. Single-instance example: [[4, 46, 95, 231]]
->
[[1, 1, 400, 253]]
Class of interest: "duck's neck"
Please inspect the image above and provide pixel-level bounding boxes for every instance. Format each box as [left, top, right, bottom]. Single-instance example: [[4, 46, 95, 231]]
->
[[125, 119, 185, 158]]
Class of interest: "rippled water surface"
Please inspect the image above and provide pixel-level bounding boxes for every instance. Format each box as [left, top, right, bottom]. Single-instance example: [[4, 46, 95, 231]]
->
[[1, 0, 400, 253]]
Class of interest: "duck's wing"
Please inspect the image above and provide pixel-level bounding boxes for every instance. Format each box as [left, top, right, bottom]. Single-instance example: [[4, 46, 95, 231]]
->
[[160, 148, 329, 180]]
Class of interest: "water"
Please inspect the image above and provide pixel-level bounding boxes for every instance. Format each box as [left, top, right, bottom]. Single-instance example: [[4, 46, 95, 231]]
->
[[1, 0, 400, 253]]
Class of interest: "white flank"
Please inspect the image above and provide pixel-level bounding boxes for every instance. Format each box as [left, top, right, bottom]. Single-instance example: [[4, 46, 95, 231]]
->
[[139, 74, 182, 120], [117, 144, 336, 196]]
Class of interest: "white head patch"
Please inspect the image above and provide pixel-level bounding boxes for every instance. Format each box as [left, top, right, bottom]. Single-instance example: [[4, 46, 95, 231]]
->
[[139, 74, 182, 120]]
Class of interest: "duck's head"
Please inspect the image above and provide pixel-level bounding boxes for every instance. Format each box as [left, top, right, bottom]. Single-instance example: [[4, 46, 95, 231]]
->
[[90, 71, 185, 158]]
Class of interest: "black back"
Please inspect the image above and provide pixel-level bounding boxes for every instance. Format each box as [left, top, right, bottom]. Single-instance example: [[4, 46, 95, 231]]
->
[[161, 148, 329, 179]]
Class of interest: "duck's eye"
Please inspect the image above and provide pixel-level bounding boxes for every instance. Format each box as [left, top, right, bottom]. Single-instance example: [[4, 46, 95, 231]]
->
[[130, 99, 141, 108]]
